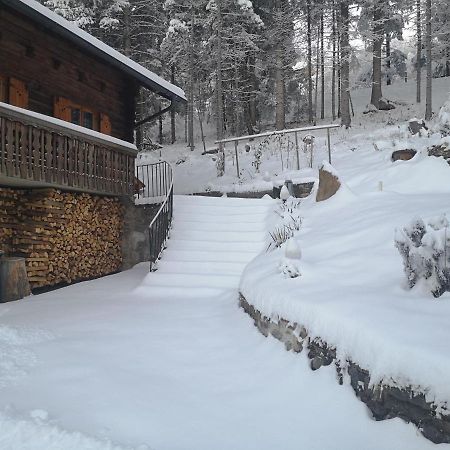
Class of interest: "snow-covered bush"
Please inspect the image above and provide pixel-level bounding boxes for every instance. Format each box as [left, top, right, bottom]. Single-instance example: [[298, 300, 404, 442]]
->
[[276, 197, 302, 231], [436, 96, 450, 136], [268, 197, 302, 250], [278, 238, 302, 278], [395, 215, 450, 298]]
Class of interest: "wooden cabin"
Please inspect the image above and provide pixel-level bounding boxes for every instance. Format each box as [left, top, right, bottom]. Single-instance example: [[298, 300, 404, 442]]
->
[[0, 0, 186, 196], [0, 0, 186, 293]]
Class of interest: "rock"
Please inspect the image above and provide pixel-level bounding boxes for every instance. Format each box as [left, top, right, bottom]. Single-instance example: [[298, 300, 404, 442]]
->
[[429, 141, 450, 162], [311, 357, 323, 371], [316, 164, 341, 202], [391, 149, 417, 162], [280, 185, 290, 201], [408, 118, 427, 135], [378, 98, 395, 111]]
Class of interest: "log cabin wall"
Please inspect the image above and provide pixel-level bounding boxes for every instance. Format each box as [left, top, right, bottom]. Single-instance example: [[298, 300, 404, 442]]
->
[[0, 187, 124, 290], [0, 6, 137, 142]]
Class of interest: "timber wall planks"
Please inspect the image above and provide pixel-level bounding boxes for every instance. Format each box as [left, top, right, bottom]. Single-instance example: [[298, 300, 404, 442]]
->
[[0, 6, 137, 141]]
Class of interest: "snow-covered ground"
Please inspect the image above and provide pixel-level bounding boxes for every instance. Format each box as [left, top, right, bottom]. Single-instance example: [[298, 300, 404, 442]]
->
[[0, 196, 443, 449], [139, 77, 450, 196]]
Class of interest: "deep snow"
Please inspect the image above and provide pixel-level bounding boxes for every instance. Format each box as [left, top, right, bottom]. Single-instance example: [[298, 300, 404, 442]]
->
[[0, 196, 443, 449]]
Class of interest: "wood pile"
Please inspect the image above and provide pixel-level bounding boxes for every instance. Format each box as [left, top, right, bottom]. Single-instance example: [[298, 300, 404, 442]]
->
[[3, 188, 124, 289], [0, 188, 20, 254]]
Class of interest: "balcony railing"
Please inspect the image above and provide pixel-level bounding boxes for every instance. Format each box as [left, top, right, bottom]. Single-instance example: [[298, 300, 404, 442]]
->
[[0, 102, 137, 196]]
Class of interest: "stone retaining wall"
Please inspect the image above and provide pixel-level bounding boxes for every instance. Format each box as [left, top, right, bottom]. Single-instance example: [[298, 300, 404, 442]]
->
[[239, 294, 450, 444]]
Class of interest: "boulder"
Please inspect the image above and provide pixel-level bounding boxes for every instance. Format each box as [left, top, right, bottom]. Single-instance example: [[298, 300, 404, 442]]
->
[[408, 118, 427, 135], [428, 141, 450, 162], [392, 149, 417, 162], [378, 98, 396, 111], [316, 164, 341, 202]]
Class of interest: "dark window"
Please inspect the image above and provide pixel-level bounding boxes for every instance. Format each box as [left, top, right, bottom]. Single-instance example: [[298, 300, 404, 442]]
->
[[83, 111, 94, 129], [71, 108, 81, 125]]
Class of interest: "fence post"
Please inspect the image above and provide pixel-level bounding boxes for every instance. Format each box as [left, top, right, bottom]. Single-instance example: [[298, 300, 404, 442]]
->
[[294, 131, 300, 170], [234, 140, 240, 178], [327, 128, 332, 164]]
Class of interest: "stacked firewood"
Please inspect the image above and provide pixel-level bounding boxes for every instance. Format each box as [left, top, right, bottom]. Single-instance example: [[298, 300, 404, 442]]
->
[[0, 188, 20, 254], [14, 189, 124, 289]]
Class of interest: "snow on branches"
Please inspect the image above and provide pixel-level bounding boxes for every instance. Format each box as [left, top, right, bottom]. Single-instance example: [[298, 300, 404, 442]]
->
[[395, 215, 450, 298]]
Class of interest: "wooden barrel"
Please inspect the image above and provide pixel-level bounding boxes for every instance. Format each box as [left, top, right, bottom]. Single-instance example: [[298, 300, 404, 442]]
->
[[0, 257, 31, 302]]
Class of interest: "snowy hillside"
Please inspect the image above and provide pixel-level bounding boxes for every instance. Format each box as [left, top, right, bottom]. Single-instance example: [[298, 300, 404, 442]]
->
[[139, 77, 450, 195]]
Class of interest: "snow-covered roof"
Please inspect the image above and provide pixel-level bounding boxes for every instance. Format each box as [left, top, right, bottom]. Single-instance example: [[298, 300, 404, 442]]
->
[[3, 0, 187, 104]]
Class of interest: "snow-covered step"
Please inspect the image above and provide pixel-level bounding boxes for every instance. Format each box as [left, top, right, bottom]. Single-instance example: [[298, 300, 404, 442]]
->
[[157, 260, 247, 275], [138, 195, 274, 298], [171, 221, 266, 233], [173, 213, 267, 224], [142, 273, 240, 290], [169, 229, 266, 243], [162, 249, 257, 264], [166, 239, 263, 253], [174, 207, 268, 217]]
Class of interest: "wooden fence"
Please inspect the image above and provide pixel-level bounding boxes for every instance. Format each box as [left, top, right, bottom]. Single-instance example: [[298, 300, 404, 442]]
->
[[0, 103, 136, 196]]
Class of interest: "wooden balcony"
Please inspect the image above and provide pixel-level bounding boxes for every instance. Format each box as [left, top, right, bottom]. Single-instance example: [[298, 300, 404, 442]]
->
[[0, 102, 137, 196]]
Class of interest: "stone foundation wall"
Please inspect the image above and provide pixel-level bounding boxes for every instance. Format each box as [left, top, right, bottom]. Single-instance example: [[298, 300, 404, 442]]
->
[[120, 198, 159, 270], [239, 294, 450, 444]]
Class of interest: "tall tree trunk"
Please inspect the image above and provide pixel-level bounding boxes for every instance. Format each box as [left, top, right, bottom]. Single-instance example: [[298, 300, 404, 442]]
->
[[275, 0, 286, 130], [416, 0, 422, 103], [370, 2, 384, 108], [158, 102, 163, 145], [248, 53, 257, 133], [275, 48, 286, 130], [386, 34, 391, 85], [307, 0, 313, 123], [332, 0, 337, 121], [340, 0, 351, 128], [320, 8, 325, 120], [314, 25, 320, 126], [122, 6, 131, 57], [425, 0, 432, 120], [188, 7, 195, 151], [216, 0, 225, 176], [135, 90, 143, 150], [171, 65, 176, 144]]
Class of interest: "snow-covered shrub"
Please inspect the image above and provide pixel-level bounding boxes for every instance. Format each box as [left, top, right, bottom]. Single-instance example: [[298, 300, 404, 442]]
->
[[268, 198, 302, 250], [395, 215, 450, 298], [436, 96, 450, 136], [278, 238, 302, 278]]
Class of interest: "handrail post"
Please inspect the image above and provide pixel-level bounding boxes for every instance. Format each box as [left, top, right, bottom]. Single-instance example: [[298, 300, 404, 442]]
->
[[327, 128, 332, 164], [234, 140, 240, 178], [294, 131, 300, 170]]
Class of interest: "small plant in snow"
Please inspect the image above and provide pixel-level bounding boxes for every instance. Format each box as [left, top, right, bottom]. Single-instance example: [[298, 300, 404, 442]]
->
[[268, 225, 294, 250], [279, 238, 302, 278], [252, 146, 262, 173], [395, 215, 450, 298], [276, 197, 302, 231]]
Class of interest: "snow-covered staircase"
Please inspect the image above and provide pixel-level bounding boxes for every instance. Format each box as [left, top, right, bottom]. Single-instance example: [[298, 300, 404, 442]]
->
[[138, 195, 273, 295]]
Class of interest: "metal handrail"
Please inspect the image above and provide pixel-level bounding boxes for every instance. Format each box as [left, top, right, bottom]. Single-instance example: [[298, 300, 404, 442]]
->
[[215, 123, 340, 178], [136, 161, 174, 271]]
